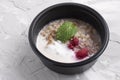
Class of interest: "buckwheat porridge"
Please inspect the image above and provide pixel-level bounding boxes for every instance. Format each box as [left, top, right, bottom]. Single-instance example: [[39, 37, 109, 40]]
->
[[36, 19, 101, 63]]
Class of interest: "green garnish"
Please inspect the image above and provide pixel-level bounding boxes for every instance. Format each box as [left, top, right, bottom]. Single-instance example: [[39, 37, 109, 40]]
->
[[56, 21, 77, 43]]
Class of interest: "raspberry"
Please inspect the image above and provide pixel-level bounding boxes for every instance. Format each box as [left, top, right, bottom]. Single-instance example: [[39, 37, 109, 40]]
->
[[70, 37, 79, 46], [75, 48, 88, 59], [68, 43, 74, 50]]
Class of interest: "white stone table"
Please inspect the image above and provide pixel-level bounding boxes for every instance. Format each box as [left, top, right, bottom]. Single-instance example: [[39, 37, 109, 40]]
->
[[0, 0, 120, 80]]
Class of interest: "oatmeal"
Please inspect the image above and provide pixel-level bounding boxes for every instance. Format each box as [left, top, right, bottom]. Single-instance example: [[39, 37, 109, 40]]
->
[[36, 19, 101, 63]]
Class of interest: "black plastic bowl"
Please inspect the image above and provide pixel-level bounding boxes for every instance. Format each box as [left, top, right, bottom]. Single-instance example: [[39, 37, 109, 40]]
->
[[29, 3, 109, 74]]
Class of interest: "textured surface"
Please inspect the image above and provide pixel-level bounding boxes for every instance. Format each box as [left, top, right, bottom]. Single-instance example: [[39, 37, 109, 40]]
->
[[0, 0, 120, 80]]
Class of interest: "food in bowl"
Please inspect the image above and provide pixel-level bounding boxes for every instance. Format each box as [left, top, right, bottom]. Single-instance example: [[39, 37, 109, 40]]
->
[[36, 19, 101, 63], [29, 3, 109, 74]]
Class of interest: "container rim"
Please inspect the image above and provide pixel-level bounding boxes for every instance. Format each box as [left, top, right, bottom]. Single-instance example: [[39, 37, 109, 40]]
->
[[28, 2, 109, 67]]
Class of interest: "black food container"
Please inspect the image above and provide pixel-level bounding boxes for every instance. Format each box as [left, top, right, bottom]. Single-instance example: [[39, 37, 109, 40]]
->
[[29, 3, 109, 74]]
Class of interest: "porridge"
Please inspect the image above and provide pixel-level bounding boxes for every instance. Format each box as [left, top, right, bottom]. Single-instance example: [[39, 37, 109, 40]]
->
[[36, 19, 101, 63]]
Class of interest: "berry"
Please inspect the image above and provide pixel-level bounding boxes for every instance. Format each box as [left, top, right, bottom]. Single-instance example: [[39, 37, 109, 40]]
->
[[75, 48, 88, 59], [68, 43, 74, 50], [70, 37, 79, 46]]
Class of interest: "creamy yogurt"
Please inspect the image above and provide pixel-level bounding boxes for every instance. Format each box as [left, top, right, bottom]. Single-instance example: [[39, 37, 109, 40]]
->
[[36, 34, 89, 63]]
